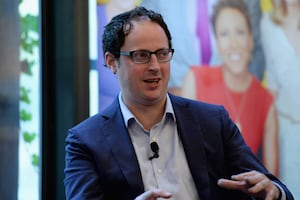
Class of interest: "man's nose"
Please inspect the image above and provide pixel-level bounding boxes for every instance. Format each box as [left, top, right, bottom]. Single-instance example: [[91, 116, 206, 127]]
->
[[148, 54, 160, 71]]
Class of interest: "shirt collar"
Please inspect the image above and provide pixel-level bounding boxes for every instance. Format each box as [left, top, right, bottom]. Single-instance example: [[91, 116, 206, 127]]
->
[[118, 92, 176, 128]]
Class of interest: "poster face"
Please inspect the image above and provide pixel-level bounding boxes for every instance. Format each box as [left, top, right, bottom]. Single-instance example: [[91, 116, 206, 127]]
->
[[96, 0, 300, 198]]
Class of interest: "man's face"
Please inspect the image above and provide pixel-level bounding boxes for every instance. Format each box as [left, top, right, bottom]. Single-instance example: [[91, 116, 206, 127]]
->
[[115, 20, 171, 107]]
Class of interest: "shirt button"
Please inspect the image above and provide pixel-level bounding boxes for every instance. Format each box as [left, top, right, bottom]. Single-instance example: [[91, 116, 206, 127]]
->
[[157, 169, 162, 173]]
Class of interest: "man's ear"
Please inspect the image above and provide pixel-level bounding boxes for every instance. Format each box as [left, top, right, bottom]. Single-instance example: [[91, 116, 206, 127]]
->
[[105, 52, 118, 74]]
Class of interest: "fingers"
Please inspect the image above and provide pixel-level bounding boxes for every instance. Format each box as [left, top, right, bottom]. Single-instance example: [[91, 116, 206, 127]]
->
[[218, 170, 280, 199], [231, 170, 258, 181], [217, 178, 247, 189], [218, 171, 258, 191], [151, 189, 172, 199], [265, 187, 280, 200], [234, 171, 272, 194], [218, 178, 249, 194], [135, 189, 172, 200], [247, 177, 269, 193]]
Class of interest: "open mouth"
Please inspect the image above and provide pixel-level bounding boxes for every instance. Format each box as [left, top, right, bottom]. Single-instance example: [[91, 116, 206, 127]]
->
[[229, 53, 241, 61], [144, 79, 160, 84]]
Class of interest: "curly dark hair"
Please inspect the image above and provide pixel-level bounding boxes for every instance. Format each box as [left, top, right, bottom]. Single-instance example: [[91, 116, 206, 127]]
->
[[102, 6, 172, 59], [211, 0, 252, 35]]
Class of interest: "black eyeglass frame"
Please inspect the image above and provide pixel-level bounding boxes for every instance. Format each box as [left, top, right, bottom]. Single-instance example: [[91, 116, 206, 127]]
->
[[114, 48, 174, 64]]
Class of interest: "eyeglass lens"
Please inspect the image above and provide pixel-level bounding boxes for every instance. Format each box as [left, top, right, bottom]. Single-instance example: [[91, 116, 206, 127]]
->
[[132, 49, 173, 63]]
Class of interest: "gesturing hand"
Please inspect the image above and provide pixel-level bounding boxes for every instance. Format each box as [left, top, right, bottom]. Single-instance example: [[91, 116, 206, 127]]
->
[[135, 189, 172, 200], [218, 170, 281, 200]]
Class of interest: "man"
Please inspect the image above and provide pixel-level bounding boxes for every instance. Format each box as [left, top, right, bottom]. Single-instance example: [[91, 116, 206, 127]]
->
[[64, 6, 294, 200]]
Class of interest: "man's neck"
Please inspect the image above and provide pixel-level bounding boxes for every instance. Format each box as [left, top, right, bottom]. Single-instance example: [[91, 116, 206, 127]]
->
[[124, 96, 167, 131]]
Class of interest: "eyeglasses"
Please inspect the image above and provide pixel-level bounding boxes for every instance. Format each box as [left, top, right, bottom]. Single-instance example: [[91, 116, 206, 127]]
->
[[115, 48, 174, 64]]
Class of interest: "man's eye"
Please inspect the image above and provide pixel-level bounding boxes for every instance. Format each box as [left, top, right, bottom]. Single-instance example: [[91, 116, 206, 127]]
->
[[157, 50, 168, 57], [160, 52, 168, 56], [135, 52, 148, 58]]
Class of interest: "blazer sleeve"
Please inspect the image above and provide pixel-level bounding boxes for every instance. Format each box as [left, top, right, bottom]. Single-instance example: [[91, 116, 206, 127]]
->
[[64, 128, 105, 200], [210, 104, 294, 200], [222, 110, 293, 199]]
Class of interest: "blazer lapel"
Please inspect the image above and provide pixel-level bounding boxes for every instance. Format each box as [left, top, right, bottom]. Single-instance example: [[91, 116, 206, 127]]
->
[[102, 99, 144, 198], [170, 95, 211, 199]]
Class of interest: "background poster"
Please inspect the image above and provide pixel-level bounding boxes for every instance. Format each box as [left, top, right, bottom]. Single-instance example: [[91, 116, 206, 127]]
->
[[96, 0, 300, 198]]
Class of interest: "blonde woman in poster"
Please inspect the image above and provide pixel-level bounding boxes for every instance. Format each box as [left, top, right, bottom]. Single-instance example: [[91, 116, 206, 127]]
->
[[182, 0, 279, 176], [260, 0, 300, 198]]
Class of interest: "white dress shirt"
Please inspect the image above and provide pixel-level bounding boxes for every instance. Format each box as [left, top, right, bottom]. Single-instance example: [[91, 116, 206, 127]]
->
[[119, 93, 199, 200]]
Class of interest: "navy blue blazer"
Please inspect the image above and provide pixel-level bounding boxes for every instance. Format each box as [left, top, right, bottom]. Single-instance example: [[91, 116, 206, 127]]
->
[[64, 94, 294, 200]]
